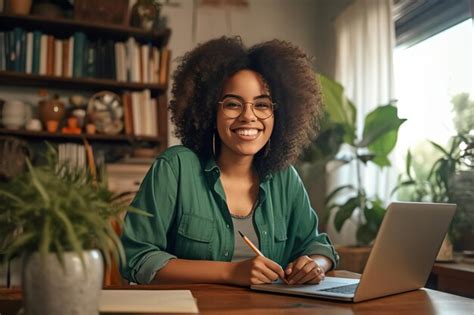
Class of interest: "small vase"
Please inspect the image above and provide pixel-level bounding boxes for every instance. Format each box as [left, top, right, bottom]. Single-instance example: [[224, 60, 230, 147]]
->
[[22, 250, 104, 315], [38, 98, 65, 128]]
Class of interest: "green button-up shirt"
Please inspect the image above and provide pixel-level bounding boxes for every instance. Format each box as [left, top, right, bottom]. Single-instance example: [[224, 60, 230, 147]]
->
[[120, 145, 339, 284]]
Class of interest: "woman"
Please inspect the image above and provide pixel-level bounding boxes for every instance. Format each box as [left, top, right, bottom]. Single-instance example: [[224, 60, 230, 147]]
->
[[120, 37, 339, 286]]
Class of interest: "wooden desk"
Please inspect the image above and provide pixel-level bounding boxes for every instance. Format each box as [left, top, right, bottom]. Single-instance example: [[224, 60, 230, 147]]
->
[[1, 271, 473, 315], [431, 261, 474, 298]]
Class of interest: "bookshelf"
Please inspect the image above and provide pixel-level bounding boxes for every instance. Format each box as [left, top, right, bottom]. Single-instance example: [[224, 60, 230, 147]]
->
[[0, 12, 171, 156]]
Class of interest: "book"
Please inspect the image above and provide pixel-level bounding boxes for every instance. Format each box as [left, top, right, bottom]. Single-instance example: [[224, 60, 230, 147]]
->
[[159, 47, 170, 85], [31, 31, 41, 74], [46, 35, 55, 76], [39, 34, 47, 75], [72, 32, 86, 77], [54, 38, 62, 77], [99, 290, 199, 313], [25, 32, 33, 74]]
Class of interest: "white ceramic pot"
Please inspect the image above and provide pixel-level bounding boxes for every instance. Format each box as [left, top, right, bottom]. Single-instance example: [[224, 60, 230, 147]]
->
[[2, 100, 27, 129], [22, 250, 104, 315]]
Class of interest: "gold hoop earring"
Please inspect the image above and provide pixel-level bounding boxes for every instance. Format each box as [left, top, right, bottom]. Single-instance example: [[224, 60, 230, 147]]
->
[[264, 139, 271, 157]]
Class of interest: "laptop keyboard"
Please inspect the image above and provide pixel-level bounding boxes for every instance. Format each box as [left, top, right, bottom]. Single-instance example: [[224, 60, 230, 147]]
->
[[320, 283, 358, 294]]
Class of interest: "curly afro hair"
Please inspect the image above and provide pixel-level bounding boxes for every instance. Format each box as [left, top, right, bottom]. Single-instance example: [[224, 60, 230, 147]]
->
[[169, 36, 323, 178]]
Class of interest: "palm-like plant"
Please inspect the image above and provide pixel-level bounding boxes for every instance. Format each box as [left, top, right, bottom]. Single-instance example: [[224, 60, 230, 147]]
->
[[0, 144, 149, 268]]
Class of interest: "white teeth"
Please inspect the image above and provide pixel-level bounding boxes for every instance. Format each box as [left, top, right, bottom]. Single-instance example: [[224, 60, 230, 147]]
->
[[236, 129, 259, 136]]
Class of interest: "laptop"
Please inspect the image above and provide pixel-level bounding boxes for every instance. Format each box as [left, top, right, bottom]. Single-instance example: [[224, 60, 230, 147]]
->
[[251, 202, 456, 302]]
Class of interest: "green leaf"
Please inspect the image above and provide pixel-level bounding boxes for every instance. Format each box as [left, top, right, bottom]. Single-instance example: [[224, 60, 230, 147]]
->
[[317, 73, 357, 144], [334, 197, 359, 232], [39, 216, 52, 262], [358, 105, 406, 154], [325, 184, 355, 204], [356, 202, 386, 245], [5, 232, 36, 261], [50, 205, 84, 267], [406, 150, 413, 180], [429, 141, 449, 156], [391, 180, 416, 196], [25, 159, 50, 206], [371, 155, 391, 167]]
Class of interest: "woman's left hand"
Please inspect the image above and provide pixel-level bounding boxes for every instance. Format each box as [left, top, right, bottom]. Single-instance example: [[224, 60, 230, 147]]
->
[[284, 255, 325, 284]]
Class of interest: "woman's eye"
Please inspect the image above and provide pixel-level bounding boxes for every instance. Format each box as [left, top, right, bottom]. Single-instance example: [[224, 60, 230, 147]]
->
[[225, 102, 241, 108], [255, 102, 271, 109]]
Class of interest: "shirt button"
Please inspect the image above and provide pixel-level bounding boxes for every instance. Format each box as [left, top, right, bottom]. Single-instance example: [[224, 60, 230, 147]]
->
[[226, 224, 230, 229], [224, 251, 229, 257], [263, 231, 267, 236]]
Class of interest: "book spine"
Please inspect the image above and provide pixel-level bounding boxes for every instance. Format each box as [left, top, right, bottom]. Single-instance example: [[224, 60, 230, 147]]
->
[[25, 32, 33, 74], [54, 38, 62, 77], [31, 31, 41, 74], [13, 27, 23, 72], [39, 34, 48, 75], [46, 35, 55, 76], [0, 32, 5, 71], [62, 38, 69, 77], [73, 32, 85, 77]]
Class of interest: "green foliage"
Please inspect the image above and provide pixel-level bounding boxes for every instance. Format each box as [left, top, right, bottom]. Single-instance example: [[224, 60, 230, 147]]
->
[[393, 93, 474, 245], [393, 135, 474, 243], [0, 145, 151, 268], [300, 74, 406, 246]]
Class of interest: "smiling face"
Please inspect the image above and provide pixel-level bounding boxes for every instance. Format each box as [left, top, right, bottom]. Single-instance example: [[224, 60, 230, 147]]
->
[[216, 69, 274, 160]]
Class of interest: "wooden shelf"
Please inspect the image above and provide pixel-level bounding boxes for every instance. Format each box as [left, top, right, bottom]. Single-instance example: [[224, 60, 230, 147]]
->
[[0, 129, 163, 144], [0, 71, 166, 95], [0, 13, 171, 47]]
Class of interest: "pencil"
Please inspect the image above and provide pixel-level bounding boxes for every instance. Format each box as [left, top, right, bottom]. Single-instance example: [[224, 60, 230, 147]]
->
[[238, 230, 264, 256], [238, 230, 288, 284]]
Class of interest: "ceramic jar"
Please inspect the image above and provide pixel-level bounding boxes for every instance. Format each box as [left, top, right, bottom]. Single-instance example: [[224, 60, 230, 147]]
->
[[38, 98, 65, 129], [2, 100, 28, 130]]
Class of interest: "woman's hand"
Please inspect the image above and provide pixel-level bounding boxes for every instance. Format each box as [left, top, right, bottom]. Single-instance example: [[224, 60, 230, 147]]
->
[[284, 255, 325, 285], [227, 256, 286, 286]]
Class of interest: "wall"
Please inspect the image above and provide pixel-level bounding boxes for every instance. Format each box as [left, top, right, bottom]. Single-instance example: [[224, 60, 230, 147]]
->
[[161, 0, 352, 145]]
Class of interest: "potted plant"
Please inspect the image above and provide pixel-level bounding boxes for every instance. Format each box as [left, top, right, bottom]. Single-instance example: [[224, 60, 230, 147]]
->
[[393, 93, 474, 256], [0, 144, 148, 315], [298, 74, 406, 272]]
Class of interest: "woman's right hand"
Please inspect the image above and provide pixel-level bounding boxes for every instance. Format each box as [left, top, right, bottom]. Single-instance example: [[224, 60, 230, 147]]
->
[[227, 256, 286, 286]]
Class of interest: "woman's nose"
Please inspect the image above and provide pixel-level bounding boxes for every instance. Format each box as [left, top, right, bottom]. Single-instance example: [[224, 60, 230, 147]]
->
[[239, 102, 257, 121]]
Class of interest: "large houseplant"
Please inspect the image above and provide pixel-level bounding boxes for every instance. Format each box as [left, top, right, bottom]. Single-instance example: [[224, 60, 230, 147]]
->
[[0, 145, 148, 315], [298, 74, 406, 272], [305, 74, 406, 246]]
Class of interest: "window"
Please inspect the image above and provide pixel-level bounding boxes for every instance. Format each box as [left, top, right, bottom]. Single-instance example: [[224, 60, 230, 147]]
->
[[393, 18, 473, 176]]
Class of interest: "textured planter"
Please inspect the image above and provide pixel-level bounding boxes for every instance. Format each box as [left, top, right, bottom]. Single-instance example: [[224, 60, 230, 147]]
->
[[336, 245, 372, 273], [22, 250, 104, 315]]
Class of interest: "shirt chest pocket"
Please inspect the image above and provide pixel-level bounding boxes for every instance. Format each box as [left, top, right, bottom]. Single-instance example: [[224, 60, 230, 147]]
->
[[272, 224, 288, 264], [174, 213, 214, 260]]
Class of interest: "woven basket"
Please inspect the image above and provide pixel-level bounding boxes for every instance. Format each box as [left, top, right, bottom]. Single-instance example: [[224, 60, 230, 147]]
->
[[74, 0, 129, 25]]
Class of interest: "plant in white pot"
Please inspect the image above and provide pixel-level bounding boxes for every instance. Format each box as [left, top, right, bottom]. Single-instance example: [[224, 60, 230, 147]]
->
[[0, 145, 148, 315]]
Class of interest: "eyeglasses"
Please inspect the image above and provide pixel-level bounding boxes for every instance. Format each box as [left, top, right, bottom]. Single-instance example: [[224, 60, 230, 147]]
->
[[218, 97, 276, 120]]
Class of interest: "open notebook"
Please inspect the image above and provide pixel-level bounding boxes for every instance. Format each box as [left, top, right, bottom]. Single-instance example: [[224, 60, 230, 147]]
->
[[99, 290, 199, 313]]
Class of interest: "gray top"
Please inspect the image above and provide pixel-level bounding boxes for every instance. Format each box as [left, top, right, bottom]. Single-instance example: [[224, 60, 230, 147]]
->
[[231, 206, 260, 262]]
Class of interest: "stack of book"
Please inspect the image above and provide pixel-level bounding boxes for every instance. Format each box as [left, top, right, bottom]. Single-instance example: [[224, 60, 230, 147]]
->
[[122, 89, 159, 137]]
